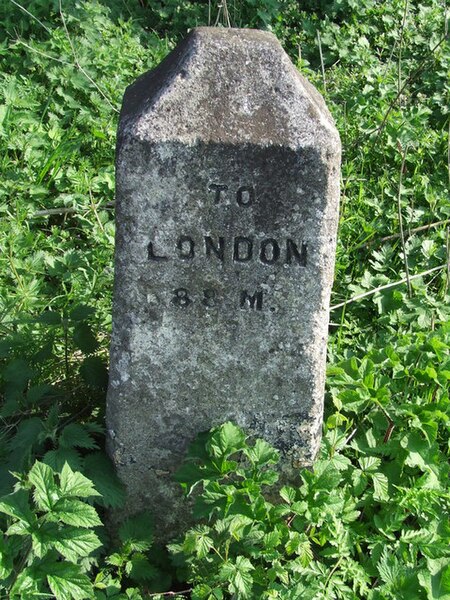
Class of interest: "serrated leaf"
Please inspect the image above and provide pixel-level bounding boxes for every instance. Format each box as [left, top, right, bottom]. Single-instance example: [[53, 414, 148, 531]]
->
[[31, 522, 59, 558], [0, 533, 13, 579], [126, 554, 158, 582], [29, 461, 59, 511], [119, 511, 153, 550], [80, 356, 108, 390], [418, 558, 450, 600], [279, 486, 296, 504], [44, 447, 83, 472], [46, 561, 95, 600], [183, 526, 214, 558], [51, 497, 102, 527], [207, 422, 247, 459], [372, 471, 389, 501], [359, 456, 381, 472], [244, 438, 279, 467], [54, 527, 101, 562], [70, 305, 95, 322], [60, 463, 101, 499], [10, 564, 46, 597], [3, 358, 34, 388], [0, 489, 35, 525], [37, 311, 62, 325], [8, 417, 45, 457], [59, 423, 98, 450], [83, 452, 126, 508], [73, 322, 99, 354], [286, 532, 312, 567], [220, 556, 254, 599]]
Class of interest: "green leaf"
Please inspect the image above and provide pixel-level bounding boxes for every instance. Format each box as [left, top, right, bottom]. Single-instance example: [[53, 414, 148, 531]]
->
[[70, 305, 95, 322], [286, 532, 313, 566], [31, 522, 59, 558], [125, 554, 158, 583], [418, 558, 450, 600], [44, 447, 83, 472], [79, 357, 108, 390], [37, 311, 62, 325], [244, 438, 279, 467], [183, 526, 214, 558], [10, 564, 46, 598], [3, 358, 34, 388], [207, 422, 247, 459], [372, 471, 389, 502], [59, 463, 101, 499], [46, 561, 95, 600], [29, 460, 59, 510], [220, 556, 254, 599], [73, 322, 99, 354], [0, 532, 13, 579], [279, 486, 296, 504], [83, 453, 126, 508], [54, 527, 101, 562], [119, 511, 153, 551], [0, 489, 35, 525], [51, 497, 102, 527], [59, 423, 98, 450]]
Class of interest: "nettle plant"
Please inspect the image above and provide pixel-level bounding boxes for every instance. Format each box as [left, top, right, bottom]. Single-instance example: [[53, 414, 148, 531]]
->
[[0, 461, 102, 598]]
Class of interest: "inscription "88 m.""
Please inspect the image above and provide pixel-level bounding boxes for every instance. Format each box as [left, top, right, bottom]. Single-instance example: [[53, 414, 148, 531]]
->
[[172, 288, 265, 311]]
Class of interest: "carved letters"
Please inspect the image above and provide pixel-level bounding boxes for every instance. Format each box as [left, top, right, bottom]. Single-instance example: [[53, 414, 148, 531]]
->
[[148, 182, 308, 311]]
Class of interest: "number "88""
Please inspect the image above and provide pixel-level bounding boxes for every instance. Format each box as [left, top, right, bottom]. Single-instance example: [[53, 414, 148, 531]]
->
[[171, 288, 216, 308]]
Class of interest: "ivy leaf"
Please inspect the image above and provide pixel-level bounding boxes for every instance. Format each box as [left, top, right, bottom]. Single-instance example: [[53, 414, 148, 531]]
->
[[54, 527, 102, 562], [46, 561, 95, 600], [59, 462, 101, 498], [28, 461, 59, 511], [51, 497, 102, 527]]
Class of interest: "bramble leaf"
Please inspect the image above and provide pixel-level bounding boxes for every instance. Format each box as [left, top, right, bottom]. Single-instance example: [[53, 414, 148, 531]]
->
[[28, 461, 59, 511], [51, 497, 102, 527], [46, 560, 95, 600], [59, 463, 101, 498]]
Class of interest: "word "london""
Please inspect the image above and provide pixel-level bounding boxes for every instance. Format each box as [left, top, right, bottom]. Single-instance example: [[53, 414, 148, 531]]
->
[[148, 236, 307, 266]]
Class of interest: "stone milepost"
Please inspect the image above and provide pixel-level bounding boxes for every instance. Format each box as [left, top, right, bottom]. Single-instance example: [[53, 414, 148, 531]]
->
[[106, 27, 341, 535]]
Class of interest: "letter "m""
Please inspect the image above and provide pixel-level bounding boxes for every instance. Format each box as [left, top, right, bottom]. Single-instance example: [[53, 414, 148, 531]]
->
[[240, 290, 263, 311]]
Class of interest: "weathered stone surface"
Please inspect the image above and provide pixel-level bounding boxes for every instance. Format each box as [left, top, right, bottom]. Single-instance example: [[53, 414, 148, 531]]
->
[[106, 27, 340, 536]]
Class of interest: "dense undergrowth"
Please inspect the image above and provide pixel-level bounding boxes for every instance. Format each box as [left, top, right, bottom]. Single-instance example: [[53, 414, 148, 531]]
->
[[0, 0, 449, 598]]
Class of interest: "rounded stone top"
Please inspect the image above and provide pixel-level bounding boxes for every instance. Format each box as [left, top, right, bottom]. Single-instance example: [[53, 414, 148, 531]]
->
[[119, 27, 340, 151]]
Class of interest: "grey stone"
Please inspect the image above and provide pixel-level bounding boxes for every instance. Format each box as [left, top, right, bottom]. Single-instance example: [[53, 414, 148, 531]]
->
[[106, 27, 341, 537]]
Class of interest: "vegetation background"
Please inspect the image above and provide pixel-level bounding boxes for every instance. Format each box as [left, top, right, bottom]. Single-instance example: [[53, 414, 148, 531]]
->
[[0, 0, 449, 598]]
